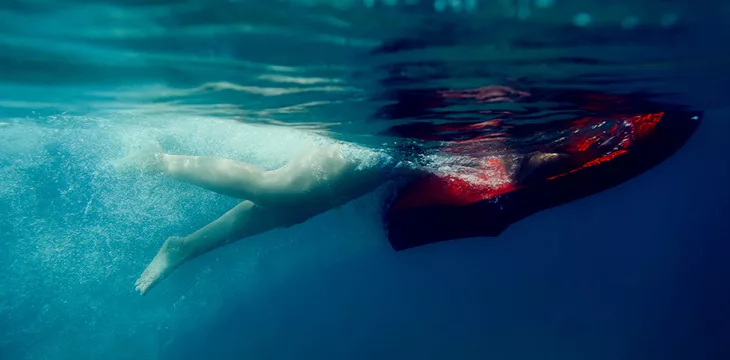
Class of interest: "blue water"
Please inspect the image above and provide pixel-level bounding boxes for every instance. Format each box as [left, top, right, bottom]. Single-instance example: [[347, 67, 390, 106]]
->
[[1, 1, 729, 359]]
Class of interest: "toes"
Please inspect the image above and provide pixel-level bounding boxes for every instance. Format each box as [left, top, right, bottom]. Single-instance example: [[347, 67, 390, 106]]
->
[[135, 279, 149, 295], [135, 273, 149, 294], [134, 276, 143, 288]]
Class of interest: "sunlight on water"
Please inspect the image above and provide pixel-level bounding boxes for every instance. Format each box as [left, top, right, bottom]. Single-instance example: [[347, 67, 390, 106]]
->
[[1, 0, 727, 135]]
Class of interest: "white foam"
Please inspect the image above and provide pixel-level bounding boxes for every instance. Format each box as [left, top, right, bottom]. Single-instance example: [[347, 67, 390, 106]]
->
[[109, 113, 339, 170]]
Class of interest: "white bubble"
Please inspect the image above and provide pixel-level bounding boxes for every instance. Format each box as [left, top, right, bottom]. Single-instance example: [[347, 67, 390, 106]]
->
[[434, 0, 447, 12], [535, 0, 555, 8], [621, 16, 639, 30], [573, 13, 592, 27]]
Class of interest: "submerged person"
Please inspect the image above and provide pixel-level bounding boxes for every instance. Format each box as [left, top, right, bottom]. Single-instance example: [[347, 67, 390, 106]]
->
[[119, 140, 571, 295], [120, 106, 698, 295], [120, 144, 400, 295]]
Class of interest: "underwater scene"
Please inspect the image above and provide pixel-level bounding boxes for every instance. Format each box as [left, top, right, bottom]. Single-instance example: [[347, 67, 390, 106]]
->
[[1, 0, 729, 359]]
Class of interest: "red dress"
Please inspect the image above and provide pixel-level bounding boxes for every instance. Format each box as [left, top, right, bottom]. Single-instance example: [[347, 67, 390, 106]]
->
[[384, 111, 699, 251]]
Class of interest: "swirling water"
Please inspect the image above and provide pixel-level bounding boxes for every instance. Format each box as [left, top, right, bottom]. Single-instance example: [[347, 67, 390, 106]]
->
[[1, 1, 729, 359]]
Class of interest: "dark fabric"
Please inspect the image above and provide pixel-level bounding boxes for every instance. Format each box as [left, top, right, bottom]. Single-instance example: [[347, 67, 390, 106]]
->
[[384, 111, 701, 251]]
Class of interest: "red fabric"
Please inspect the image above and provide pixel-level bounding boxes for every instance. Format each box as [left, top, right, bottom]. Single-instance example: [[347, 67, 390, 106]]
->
[[391, 158, 516, 211], [390, 112, 664, 211]]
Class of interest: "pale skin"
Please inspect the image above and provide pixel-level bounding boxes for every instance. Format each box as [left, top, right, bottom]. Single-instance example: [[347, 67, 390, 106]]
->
[[121, 143, 564, 295], [123, 145, 389, 295]]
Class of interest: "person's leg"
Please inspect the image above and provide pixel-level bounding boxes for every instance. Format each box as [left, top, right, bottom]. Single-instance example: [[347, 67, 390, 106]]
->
[[120, 145, 355, 206], [131, 145, 389, 295], [135, 200, 308, 295], [117, 141, 286, 200], [154, 153, 269, 199]]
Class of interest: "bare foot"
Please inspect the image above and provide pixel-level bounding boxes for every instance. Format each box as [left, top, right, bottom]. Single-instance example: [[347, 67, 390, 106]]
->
[[135, 236, 186, 295], [116, 141, 163, 174]]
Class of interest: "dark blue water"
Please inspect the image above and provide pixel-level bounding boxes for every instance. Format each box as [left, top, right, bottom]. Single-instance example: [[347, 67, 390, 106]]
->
[[1, 1, 729, 359]]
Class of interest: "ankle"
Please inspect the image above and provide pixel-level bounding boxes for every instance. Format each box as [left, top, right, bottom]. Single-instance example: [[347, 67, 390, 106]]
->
[[151, 153, 166, 172]]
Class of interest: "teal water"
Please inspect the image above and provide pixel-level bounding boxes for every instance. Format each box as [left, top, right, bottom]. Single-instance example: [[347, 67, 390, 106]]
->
[[1, 1, 729, 359]]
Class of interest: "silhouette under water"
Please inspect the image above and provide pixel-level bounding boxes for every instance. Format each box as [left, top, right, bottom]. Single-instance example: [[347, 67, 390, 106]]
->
[[374, 83, 701, 249]]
